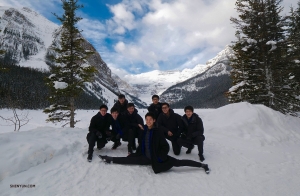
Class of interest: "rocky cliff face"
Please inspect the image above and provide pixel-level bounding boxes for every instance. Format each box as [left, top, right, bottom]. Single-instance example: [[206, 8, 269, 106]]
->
[[159, 46, 233, 108], [0, 7, 50, 63]]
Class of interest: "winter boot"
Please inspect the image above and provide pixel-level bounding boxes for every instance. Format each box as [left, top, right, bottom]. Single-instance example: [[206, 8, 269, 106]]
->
[[98, 155, 113, 164], [87, 154, 93, 162], [202, 164, 210, 174], [186, 146, 194, 154], [199, 154, 205, 162], [112, 142, 122, 150]]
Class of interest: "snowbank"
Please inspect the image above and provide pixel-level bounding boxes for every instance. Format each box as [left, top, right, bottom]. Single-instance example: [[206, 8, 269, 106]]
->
[[0, 103, 300, 196]]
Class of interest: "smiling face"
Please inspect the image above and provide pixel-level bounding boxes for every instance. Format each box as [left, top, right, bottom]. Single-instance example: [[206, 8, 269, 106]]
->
[[162, 105, 169, 114], [146, 116, 155, 128], [100, 108, 107, 116], [185, 109, 193, 119], [127, 106, 134, 114], [111, 111, 119, 120]]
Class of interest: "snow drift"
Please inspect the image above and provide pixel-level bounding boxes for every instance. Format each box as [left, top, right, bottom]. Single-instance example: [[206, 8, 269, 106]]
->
[[0, 102, 300, 196]]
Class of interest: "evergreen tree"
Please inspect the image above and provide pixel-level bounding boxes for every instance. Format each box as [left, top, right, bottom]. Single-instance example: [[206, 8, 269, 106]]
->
[[44, 0, 96, 127], [285, 1, 300, 115], [228, 0, 294, 114]]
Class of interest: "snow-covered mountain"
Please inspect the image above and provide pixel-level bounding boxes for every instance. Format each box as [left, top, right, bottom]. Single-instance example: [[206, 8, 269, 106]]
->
[[160, 46, 233, 108], [120, 64, 211, 104], [0, 7, 57, 68], [0, 6, 146, 108]]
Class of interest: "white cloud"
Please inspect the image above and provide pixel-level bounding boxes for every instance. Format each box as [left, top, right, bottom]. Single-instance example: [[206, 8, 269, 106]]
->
[[78, 18, 106, 41], [114, 41, 126, 52], [107, 0, 236, 70], [107, 2, 136, 34], [1, 0, 298, 76], [108, 0, 298, 73]]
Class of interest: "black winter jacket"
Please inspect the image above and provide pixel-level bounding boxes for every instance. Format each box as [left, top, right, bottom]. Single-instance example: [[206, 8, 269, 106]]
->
[[89, 112, 112, 136], [181, 113, 204, 139], [110, 114, 126, 136], [147, 102, 162, 119], [113, 99, 128, 115], [123, 109, 144, 131], [157, 109, 183, 136], [136, 126, 174, 174]]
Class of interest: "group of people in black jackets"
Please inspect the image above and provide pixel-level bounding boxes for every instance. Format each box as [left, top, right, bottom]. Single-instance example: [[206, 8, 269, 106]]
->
[[87, 94, 210, 174]]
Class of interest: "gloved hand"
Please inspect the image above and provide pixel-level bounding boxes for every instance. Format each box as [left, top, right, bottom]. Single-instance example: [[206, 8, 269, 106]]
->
[[96, 131, 102, 139]]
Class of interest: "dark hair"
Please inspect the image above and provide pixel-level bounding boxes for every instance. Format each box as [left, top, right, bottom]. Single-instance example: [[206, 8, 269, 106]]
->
[[100, 104, 108, 110], [152, 95, 159, 100], [184, 105, 194, 112], [161, 102, 169, 108], [145, 112, 156, 120], [118, 94, 125, 99], [127, 103, 135, 108], [110, 107, 119, 113]]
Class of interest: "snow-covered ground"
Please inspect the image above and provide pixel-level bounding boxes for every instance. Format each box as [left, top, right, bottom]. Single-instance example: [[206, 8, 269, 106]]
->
[[0, 102, 300, 196]]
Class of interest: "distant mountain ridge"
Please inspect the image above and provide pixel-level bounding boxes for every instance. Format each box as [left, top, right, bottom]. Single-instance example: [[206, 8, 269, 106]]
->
[[120, 64, 211, 104], [160, 46, 233, 108]]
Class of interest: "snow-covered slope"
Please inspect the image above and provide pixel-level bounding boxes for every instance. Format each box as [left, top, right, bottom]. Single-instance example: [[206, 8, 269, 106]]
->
[[0, 7, 58, 69], [160, 46, 233, 108], [120, 64, 210, 104], [1, 103, 300, 195]]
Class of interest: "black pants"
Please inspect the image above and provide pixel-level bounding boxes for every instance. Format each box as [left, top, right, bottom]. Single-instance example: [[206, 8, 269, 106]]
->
[[86, 132, 107, 155], [112, 155, 203, 169], [165, 135, 181, 155], [177, 135, 204, 155], [127, 128, 142, 150]]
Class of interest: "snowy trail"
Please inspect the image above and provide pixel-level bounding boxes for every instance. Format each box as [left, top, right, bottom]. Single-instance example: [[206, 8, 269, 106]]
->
[[1, 103, 300, 196]]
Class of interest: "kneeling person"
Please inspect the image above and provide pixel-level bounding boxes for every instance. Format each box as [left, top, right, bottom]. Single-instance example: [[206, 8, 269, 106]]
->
[[178, 105, 206, 162], [109, 107, 126, 150], [87, 105, 111, 162], [99, 113, 210, 174], [157, 103, 183, 155]]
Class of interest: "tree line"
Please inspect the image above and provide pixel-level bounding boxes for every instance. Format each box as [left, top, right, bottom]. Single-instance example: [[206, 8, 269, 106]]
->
[[0, 62, 104, 110], [227, 0, 300, 116]]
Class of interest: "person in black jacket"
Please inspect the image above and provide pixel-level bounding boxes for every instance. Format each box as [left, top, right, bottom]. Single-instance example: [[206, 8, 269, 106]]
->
[[87, 105, 112, 162], [123, 103, 144, 154], [178, 105, 206, 162], [147, 95, 162, 119], [157, 103, 183, 155], [109, 107, 127, 150], [99, 113, 210, 174], [112, 94, 128, 115]]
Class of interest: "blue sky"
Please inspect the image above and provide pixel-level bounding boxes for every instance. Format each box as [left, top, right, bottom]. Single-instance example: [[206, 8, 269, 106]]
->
[[0, 0, 297, 76]]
